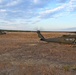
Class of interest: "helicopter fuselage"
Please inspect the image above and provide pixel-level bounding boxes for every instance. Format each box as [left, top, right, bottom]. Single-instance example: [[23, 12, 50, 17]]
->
[[37, 31, 76, 44], [43, 37, 76, 44]]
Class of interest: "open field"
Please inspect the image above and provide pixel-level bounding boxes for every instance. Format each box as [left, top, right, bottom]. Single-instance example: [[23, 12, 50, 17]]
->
[[0, 32, 76, 75]]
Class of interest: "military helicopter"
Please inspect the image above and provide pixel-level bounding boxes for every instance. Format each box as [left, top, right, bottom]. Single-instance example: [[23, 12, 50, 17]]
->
[[37, 30, 76, 44], [0, 30, 6, 35]]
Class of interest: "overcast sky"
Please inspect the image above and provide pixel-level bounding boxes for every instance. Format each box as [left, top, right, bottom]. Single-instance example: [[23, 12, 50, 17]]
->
[[0, 0, 76, 31]]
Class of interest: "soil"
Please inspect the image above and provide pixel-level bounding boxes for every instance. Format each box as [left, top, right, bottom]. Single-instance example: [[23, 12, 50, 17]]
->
[[0, 32, 76, 75]]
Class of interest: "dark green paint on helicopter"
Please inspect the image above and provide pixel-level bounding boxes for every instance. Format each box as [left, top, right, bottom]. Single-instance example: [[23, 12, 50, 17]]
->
[[37, 31, 76, 44], [0, 30, 6, 35]]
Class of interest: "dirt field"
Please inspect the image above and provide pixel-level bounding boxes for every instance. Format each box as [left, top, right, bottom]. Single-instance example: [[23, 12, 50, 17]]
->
[[0, 32, 76, 75]]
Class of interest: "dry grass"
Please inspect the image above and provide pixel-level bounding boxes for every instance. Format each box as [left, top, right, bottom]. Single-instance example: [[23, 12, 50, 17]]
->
[[0, 32, 76, 75]]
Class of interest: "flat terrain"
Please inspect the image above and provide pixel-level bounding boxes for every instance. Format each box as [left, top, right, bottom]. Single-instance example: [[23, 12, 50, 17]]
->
[[0, 32, 76, 75]]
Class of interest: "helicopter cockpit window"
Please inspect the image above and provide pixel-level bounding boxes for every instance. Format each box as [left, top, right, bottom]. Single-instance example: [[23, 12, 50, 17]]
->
[[65, 38, 75, 41]]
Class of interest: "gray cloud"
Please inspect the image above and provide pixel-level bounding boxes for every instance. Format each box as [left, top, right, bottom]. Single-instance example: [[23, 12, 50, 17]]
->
[[0, 0, 3, 3], [0, 0, 21, 7], [0, 0, 76, 26], [33, 0, 52, 8], [69, 0, 76, 12], [56, 0, 67, 3], [6, 0, 21, 7], [39, 4, 66, 19]]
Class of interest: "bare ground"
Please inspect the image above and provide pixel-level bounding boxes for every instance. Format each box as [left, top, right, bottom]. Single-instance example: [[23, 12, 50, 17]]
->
[[0, 32, 76, 75]]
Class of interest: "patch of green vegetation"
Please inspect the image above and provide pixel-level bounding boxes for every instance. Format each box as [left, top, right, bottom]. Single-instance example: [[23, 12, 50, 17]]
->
[[63, 65, 76, 72], [72, 66, 76, 71], [63, 65, 71, 71]]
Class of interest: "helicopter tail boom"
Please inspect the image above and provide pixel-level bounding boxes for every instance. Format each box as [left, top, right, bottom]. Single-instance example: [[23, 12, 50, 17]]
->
[[37, 31, 45, 41]]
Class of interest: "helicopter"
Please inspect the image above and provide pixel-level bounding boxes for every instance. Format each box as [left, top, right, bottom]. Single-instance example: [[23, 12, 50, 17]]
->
[[0, 30, 6, 35], [37, 30, 76, 44]]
